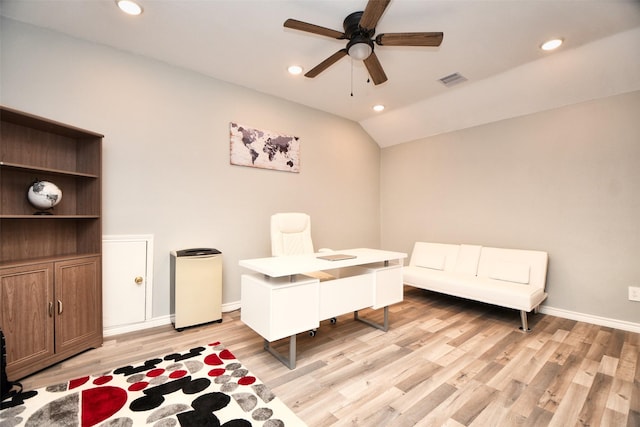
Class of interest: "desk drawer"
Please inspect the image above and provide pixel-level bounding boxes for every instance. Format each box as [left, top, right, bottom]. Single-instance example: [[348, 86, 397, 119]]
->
[[367, 263, 403, 309], [241, 273, 319, 342], [319, 269, 373, 319]]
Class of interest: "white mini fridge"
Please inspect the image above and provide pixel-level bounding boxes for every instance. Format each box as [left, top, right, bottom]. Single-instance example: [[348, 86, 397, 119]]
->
[[170, 248, 222, 330]]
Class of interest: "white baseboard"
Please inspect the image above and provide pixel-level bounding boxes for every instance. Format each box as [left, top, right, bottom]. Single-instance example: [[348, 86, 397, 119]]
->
[[223, 301, 241, 312], [103, 301, 242, 337], [539, 305, 640, 334], [103, 301, 640, 337], [103, 315, 172, 337]]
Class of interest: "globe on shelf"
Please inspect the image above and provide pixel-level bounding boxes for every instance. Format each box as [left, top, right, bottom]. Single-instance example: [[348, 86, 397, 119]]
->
[[27, 180, 62, 214]]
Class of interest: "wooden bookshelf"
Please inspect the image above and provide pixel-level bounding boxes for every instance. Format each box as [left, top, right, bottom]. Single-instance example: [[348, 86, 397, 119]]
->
[[0, 106, 104, 380]]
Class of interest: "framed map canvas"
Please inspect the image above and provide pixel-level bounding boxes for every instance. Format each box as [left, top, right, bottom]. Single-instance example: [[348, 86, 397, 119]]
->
[[229, 122, 300, 173]]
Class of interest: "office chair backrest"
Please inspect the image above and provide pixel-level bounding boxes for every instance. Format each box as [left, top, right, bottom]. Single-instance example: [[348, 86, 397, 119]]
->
[[271, 212, 315, 256]]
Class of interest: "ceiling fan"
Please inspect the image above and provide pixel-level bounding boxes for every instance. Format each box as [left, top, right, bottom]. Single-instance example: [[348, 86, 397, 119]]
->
[[284, 0, 443, 85]]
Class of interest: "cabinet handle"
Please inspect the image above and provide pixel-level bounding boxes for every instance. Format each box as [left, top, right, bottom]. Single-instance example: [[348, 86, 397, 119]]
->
[[49, 302, 53, 317], [58, 300, 63, 315], [135, 276, 143, 285]]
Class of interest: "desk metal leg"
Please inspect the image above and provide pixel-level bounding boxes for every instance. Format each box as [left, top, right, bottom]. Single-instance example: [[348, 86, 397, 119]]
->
[[264, 335, 297, 369], [354, 306, 389, 332]]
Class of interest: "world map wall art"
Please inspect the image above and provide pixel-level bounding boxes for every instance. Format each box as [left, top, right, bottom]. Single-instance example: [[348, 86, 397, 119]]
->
[[230, 122, 300, 173]]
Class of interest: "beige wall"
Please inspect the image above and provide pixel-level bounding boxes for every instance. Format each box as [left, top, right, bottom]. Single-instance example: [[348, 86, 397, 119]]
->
[[0, 19, 381, 317], [381, 91, 640, 323], [3, 18, 639, 327]]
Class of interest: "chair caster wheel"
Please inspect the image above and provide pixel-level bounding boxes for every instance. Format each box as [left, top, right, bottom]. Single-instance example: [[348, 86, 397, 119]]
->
[[330, 317, 337, 324], [309, 330, 316, 337]]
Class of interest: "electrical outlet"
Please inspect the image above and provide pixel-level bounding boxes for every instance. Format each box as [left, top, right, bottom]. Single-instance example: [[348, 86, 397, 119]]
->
[[629, 286, 640, 302]]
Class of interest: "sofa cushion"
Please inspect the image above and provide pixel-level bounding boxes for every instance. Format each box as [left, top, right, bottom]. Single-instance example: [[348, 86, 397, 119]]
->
[[489, 261, 530, 284], [403, 266, 546, 311], [471, 277, 546, 310], [409, 242, 460, 272], [453, 244, 482, 275], [416, 253, 446, 270], [477, 246, 548, 289]]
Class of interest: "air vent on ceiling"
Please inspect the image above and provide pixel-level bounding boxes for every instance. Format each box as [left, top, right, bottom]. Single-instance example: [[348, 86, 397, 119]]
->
[[439, 72, 468, 87]]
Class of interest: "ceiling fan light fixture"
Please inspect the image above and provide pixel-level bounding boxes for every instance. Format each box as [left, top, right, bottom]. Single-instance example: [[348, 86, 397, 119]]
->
[[347, 38, 373, 60], [116, 0, 143, 15]]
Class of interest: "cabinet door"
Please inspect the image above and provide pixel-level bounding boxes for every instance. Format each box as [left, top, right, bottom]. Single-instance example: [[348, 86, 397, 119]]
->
[[103, 239, 148, 328], [0, 263, 55, 378], [54, 257, 102, 354]]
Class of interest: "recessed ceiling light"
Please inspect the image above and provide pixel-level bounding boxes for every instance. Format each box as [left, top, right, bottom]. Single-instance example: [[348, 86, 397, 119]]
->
[[288, 65, 303, 75], [541, 38, 563, 51], [116, 0, 143, 16], [373, 104, 385, 112]]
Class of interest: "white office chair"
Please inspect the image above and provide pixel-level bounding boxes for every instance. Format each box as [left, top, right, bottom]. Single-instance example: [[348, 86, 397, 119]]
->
[[270, 212, 315, 257], [271, 211, 333, 280], [270, 213, 336, 334]]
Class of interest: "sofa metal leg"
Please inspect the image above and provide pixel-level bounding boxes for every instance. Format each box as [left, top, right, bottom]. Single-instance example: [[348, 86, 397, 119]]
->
[[519, 310, 531, 333]]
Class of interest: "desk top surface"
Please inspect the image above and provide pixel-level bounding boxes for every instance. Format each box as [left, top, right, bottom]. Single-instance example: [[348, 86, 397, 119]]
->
[[239, 248, 407, 278]]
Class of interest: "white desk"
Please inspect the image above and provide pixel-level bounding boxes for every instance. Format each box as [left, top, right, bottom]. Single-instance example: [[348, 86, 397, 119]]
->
[[239, 248, 407, 368]]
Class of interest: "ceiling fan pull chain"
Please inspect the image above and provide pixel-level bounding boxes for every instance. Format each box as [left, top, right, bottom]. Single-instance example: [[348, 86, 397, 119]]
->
[[350, 58, 354, 97]]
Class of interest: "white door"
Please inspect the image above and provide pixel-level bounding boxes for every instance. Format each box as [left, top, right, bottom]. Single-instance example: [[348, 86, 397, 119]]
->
[[103, 237, 151, 328]]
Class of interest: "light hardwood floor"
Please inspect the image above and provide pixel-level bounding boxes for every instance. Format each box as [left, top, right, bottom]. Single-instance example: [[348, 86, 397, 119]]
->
[[20, 286, 640, 426]]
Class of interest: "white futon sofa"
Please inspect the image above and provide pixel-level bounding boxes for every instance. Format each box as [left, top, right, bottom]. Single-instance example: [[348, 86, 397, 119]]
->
[[403, 242, 548, 331]]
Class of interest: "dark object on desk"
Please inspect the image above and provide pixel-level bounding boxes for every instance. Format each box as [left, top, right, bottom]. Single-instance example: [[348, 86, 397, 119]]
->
[[317, 254, 357, 261]]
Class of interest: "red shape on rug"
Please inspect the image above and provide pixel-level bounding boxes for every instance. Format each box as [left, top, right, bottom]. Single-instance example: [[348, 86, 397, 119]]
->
[[69, 376, 90, 390], [128, 381, 148, 392], [147, 368, 165, 377], [208, 368, 226, 377], [81, 386, 127, 427], [169, 369, 187, 379], [219, 349, 235, 360], [204, 353, 223, 365], [93, 375, 112, 385], [238, 376, 256, 385]]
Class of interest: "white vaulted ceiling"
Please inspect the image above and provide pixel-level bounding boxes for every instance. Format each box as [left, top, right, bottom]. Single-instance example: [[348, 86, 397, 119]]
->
[[1, 0, 639, 147]]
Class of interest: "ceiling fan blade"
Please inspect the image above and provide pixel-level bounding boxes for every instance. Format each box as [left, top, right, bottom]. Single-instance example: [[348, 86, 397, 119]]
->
[[305, 49, 348, 78], [363, 51, 388, 85], [359, 0, 391, 30], [375, 32, 444, 47], [284, 19, 345, 39]]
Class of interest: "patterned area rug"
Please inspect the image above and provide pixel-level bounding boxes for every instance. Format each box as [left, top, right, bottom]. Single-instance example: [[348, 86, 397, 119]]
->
[[0, 341, 306, 426]]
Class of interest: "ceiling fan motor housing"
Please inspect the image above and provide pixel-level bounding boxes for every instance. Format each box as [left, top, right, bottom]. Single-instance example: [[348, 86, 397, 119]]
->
[[344, 11, 375, 57]]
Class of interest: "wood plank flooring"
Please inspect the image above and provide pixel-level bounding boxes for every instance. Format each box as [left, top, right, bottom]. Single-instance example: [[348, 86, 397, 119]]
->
[[20, 286, 640, 426]]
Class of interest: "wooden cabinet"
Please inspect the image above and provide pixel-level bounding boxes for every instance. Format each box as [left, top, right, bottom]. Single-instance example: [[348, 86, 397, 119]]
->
[[0, 106, 103, 380], [0, 263, 55, 373], [54, 257, 102, 356]]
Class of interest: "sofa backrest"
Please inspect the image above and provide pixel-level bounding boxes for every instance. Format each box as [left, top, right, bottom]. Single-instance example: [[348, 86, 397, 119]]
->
[[453, 244, 482, 275], [476, 247, 548, 290], [409, 242, 548, 290], [409, 242, 484, 273], [409, 242, 459, 272]]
